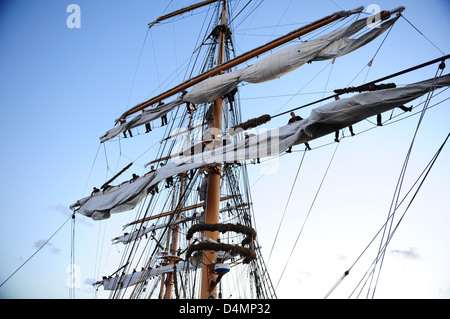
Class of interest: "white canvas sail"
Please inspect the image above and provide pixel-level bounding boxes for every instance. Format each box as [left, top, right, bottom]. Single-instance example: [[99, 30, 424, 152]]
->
[[100, 98, 184, 143], [183, 14, 401, 101], [70, 172, 158, 220], [238, 15, 400, 83], [100, 260, 198, 291], [296, 74, 450, 142], [113, 204, 242, 245], [183, 69, 244, 105], [112, 215, 200, 245], [99, 11, 402, 142], [74, 74, 450, 221]]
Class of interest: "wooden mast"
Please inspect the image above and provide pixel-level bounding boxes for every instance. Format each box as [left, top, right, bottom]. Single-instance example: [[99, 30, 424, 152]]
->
[[163, 175, 185, 299], [201, 0, 227, 299], [125, 2, 373, 299], [158, 189, 177, 299]]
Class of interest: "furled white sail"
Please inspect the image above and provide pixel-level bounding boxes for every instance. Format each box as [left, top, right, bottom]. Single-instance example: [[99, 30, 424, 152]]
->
[[112, 215, 200, 244], [184, 12, 401, 102], [99, 10, 402, 142], [75, 74, 450, 221], [296, 74, 450, 143], [100, 98, 184, 143], [70, 172, 159, 220], [113, 204, 242, 245], [238, 15, 399, 83], [100, 260, 198, 291], [184, 69, 244, 104]]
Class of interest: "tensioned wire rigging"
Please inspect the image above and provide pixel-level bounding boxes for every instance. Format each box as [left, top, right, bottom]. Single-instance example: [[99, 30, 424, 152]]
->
[[76, 55, 450, 300], [0, 213, 75, 291], [110, 172, 201, 299], [320, 64, 449, 299], [324, 132, 450, 299], [367, 62, 447, 298], [269, 54, 450, 121], [94, 1, 276, 300], [263, 9, 448, 121], [2, 78, 446, 296], [95, 60, 450, 298], [275, 142, 340, 291], [222, 16, 449, 280], [245, 66, 449, 297], [52, 2, 450, 298]]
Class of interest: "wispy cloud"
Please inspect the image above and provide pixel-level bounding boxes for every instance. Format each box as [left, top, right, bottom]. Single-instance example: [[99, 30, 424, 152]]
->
[[48, 204, 71, 216], [84, 278, 96, 286], [390, 247, 420, 260], [33, 240, 61, 255], [48, 203, 92, 226]]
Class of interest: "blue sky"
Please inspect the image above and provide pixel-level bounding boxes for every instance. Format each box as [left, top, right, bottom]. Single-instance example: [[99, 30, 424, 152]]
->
[[0, 0, 449, 299]]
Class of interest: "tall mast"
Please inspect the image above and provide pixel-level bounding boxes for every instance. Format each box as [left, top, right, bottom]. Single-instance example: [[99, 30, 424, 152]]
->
[[201, 0, 227, 299], [163, 175, 185, 299]]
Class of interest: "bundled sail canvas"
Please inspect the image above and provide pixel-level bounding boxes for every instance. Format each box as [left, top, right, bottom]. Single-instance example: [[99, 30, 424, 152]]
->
[[183, 15, 399, 98], [70, 173, 159, 220], [100, 98, 184, 143], [238, 16, 399, 83], [73, 74, 450, 221], [297, 74, 450, 142], [184, 70, 244, 104], [101, 261, 197, 291], [99, 12, 402, 142]]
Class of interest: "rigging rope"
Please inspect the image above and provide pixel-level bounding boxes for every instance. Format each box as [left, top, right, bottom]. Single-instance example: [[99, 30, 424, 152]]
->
[[126, 28, 150, 109], [271, 54, 450, 120], [362, 20, 395, 84], [321, 58, 335, 101], [106, 172, 199, 298], [229, 0, 264, 33], [82, 143, 101, 197], [226, 0, 253, 28], [265, 0, 293, 43], [272, 61, 335, 117], [267, 150, 307, 265], [0, 213, 74, 288], [275, 142, 340, 290], [323, 68, 448, 299], [368, 63, 446, 298], [69, 213, 76, 299], [325, 132, 450, 299], [401, 15, 446, 56], [103, 143, 110, 176]]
